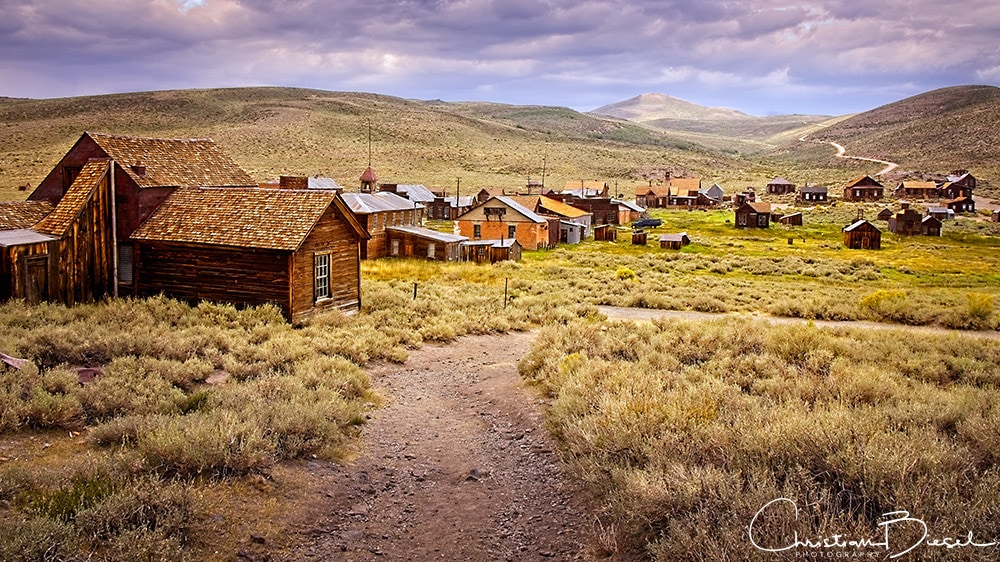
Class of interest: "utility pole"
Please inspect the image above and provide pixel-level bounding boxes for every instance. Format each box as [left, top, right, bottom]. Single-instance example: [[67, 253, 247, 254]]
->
[[541, 153, 547, 190]]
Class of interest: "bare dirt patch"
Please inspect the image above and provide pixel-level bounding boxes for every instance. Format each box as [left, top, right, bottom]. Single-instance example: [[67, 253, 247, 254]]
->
[[249, 331, 609, 562]]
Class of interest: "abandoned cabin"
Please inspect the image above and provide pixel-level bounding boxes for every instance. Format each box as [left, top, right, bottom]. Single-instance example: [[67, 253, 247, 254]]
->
[[940, 173, 976, 199], [921, 215, 943, 236], [843, 220, 881, 250], [888, 203, 923, 236], [797, 186, 829, 203], [659, 232, 691, 249], [894, 181, 938, 200], [767, 177, 796, 195], [459, 238, 522, 263], [735, 202, 772, 229], [2, 132, 368, 321], [842, 175, 885, 202], [946, 196, 976, 213]]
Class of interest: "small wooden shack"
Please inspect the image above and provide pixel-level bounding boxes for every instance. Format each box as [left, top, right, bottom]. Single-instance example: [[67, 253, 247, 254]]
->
[[632, 230, 648, 245], [767, 177, 796, 195], [0, 229, 57, 304], [593, 224, 618, 241], [659, 232, 690, 250], [843, 220, 881, 250], [876, 208, 893, 221], [921, 215, 942, 236], [797, 186, 829, 203], [385, 225, 467, 261], [459, 239, 522, 263], [735, 202, 772, 229], [843, 175, 884, 201], [777, 212, 803, 226]]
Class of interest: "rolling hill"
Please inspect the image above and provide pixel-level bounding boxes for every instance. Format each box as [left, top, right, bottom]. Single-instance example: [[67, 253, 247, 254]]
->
[[0, 87, 770, 202], [779, 85, 1000, 189]]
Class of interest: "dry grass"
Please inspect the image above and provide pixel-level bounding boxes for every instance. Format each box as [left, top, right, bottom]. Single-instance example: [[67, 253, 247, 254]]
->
[[521, 318, 1000, 560]]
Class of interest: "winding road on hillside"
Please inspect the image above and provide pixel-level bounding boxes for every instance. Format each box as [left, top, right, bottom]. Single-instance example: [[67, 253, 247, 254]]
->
[[799, 135, 899, 177]]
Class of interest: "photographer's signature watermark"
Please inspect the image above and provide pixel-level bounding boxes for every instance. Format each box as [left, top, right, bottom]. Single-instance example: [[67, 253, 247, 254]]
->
[[749, 498, 997, 558]]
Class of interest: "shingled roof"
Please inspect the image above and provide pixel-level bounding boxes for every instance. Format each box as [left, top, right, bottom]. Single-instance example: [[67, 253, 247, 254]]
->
[[132, 187, 367, 251], [0, 201, 54, 230], [34, 159, 110, 236], [85, 132, 254, 189]]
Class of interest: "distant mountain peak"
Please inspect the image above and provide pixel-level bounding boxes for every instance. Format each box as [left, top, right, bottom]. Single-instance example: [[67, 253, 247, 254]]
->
[[591, 93, 752, 122]]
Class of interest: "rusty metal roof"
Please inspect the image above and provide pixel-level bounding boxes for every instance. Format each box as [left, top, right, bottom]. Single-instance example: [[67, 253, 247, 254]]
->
[[85, 132, 254, 189], [0, 201, 53, 230], [34, 159, 110, 236], [132, 187, 367, 251]]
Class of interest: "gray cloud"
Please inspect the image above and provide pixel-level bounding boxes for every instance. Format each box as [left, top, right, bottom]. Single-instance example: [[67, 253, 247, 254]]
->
[[0, 0, 998, 115]]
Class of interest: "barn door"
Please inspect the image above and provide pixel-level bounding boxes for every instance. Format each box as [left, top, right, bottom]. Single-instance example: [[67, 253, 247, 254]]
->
[[24, 256, 49, 304]]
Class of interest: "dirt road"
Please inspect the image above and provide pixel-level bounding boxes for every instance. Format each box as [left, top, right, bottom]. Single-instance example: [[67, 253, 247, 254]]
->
[[798, 136, 898, 177], [260, 331, 602, 562]]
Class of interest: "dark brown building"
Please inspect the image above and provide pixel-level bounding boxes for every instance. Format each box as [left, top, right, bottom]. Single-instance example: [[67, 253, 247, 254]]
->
[[767, 177, 796, 195], [735, 202, 772, 229], [843, 220, 881, 250], [131, 187, 368, 323], [843, 175, 884, 201]]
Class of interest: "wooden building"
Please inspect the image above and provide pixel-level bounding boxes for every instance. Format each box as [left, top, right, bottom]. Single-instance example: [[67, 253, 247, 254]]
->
[[777, 212, 803, 226], [634, 184, 670, 208], [876, 208, 893, 221], [921, 215, 942, 237], [888, 205, 923, 236], [460, 239, 522, 263], [767, 177, 796, 195], [843, 175, 884, 201], [380, 183, 437, 206], [926, 207, 954, 221], [341, 191, 425, 259], [385, 225, 466, 261], [131, 187, 368, 323], [797, 186, 829, 203], [561, 180, 609, 198], [631, 230, 648, 245], [940, 173, 976, 199], [894, 181, 938, 200], [0, 229, 57, 304], [659, 232, 690, 249], [946, 196, 975, 213], [702, 183, 725, 203], [427, 195, 475, 220], [0, 201, 54, 230], [616, 200, 646, 223], [843, 220, 881, 250], [593, 224, 618, 241], [510, 195, 593, 237], [559, 221, 586, 244], [735, 202, 772, 229]]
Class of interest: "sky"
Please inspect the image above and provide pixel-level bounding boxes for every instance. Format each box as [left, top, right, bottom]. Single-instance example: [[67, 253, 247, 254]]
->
[[2, 0, 999, 116]]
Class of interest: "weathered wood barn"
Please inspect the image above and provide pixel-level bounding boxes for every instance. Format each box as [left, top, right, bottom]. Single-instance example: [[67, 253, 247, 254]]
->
[[842, 175, 884, 201], [767, 177, 796, 195], [457, 196, 550, 250], [735, 202, 772, 229], [5, 132, 369, 320], [843, 220, 881, 250], [131, 187, 367, 323]]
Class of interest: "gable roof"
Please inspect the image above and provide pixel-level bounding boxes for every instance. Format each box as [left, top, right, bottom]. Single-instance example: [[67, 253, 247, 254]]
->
[[844, 219, 880, 232], [615, 199, 645, 213], [669, 177, 702, 191], [34, 159, 110, 236], [768, 177, 794, 186], [0, 201, 54, 230], [800, 186, 828, 193], [846, 175, 883, 188], [493, 196, 547, 223], [671, 186, 700, 198], [131, 187, 367, 251], [441, 195, 476, 208], [394, 184, 437, 203], [636, 185, 670, 198], [84, 132, 254, 189], [510, 195, 591, 219], [742, 202, 772, 214], [897, 181, 937, 190], [341, 192, 425, 214]]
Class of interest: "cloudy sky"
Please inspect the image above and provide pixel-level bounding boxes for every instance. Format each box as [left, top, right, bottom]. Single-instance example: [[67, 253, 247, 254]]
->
[[2, 0, 999, 116]]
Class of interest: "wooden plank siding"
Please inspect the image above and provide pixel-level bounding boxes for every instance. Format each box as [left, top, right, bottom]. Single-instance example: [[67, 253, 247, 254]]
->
[[290, 206, 362, 322]]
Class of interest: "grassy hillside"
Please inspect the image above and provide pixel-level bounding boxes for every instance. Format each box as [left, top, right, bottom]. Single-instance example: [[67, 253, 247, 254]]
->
[[776, 85, 1000, 193], [0, 87, 773, 202]]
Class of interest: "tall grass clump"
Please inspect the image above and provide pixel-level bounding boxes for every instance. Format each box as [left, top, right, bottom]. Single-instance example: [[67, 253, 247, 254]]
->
[[521, 318, 1000, 561]]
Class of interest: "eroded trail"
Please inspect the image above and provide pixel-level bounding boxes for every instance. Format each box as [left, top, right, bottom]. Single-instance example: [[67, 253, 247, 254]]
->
[[268, 331, 595, 561]]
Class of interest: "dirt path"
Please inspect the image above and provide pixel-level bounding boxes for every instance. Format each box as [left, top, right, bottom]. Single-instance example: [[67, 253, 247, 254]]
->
[[260, 331, 602, 562], [599, 306, 1000, 340], [798, 136, 898, 177]]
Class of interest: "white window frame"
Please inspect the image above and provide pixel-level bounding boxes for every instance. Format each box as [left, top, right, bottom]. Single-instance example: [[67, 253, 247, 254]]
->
[[427, 243, 436, 259], [314, 252, 331, 301], [391, 239, 400, 256]]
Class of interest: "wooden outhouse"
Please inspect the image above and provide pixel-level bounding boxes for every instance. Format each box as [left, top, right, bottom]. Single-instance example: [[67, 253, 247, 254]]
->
[[659, 232, 690, 249], [632, 230, 648, 245], [843, 220, 881, 250], [593, 224, 618, 241]]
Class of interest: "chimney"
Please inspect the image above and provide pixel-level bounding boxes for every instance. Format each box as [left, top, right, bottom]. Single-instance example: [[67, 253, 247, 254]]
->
[[279, 176, 309, 190], [900, 201, 910, 210]]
